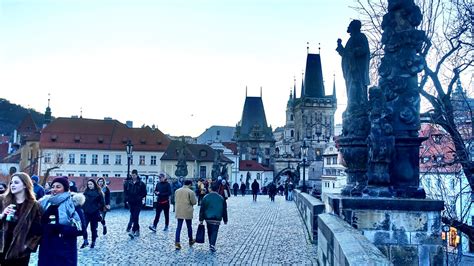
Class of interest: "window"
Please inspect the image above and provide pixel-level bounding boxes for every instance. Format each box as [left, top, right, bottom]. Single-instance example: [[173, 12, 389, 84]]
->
[[257, 173, 261, 180], [139, 155, 145, 165], [103, 154, 109, 165], [115, 174, 121, 177], [68, 154, 75, 164], [56, 154, 64, 164], [91, 173, 97, 177], [92, 154, 98, 165], [115, 155, 121, 165], [80, 154, 86, 164], [326, 157, 331, 165], [79, 174, 86, 177], [68, 173, 74, 177], [332, 157, 337, 164], [290, 130, 294, 138], [102, 174, 109, 177], [290, 115, 293, 121], [150, 155, 157, 165], [44, 153, 51, 164], [200, 166, 207, 178], [251, 148, 257, 155]]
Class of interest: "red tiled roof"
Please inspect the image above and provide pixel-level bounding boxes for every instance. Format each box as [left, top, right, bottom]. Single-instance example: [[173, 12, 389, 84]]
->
[[17, 113, 38, 134], [40, 117, 171, 152], [239, 160, 272, 171], [222, 142, 238, 155], [0, 143, 8, 160], [419, 124, 461, 173]]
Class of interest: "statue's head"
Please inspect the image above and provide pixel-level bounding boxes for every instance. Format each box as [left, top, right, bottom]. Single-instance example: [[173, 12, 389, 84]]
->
[[347, 20, 362, 34]]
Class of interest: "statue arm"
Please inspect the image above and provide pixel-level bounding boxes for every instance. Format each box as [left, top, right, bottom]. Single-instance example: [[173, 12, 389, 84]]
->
[[336, 38, 345, 56]]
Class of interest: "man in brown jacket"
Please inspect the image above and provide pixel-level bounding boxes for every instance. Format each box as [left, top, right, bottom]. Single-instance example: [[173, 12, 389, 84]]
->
[[174, 180, 197, 250]]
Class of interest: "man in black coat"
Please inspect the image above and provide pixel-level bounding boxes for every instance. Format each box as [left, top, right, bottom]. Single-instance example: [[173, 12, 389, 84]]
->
[[124, 169, 147, 238], [149, 173, 172, 232], [232, 182, 239, 197], [251, 179, 260, 202], [239, 182, 246, 196]]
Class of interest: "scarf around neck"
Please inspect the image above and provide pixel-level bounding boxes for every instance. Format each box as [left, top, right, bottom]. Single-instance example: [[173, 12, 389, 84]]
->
[[40, 192, 81, 226]]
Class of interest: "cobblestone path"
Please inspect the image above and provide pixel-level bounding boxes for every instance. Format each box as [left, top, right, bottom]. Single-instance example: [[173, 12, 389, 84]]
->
[[30, 195, 318, 265]]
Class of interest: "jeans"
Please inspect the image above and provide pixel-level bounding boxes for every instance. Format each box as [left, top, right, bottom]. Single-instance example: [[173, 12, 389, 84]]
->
[[206, 222, 220, 247], [84, 213, 99, 242], [153, 202, 170, 227], [128, 204, 141, 232], [175, 219, 192, 243], [288, 191, 293, 201]]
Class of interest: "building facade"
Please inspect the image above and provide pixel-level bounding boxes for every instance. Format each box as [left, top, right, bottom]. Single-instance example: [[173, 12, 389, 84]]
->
[[39, 117, 170, 178]]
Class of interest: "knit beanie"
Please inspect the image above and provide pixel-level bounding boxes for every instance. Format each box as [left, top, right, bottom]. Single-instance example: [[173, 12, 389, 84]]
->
[[51, 176, 70, 192]]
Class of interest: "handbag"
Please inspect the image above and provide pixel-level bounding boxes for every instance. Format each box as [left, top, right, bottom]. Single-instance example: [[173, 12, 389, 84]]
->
[[195, 224, 205, 243]]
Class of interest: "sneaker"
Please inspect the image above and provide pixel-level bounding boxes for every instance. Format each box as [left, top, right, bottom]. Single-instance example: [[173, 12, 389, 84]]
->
[[103, 226, 107, 235], [175, 242, 182, 250], [80, 242, 89, 249], [90, 241, 95, 248], [189, 239, 196, 247], [148, 225, 157, 232], [210, 245, 216, 252], [126, 227, 131, 233], [163, 226, 169, 231], [134, 231, 140, 237], [128, 232, 135, 239]]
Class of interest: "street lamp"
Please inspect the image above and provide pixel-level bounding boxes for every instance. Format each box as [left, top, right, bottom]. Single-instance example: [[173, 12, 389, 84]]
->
[[301, 139, 309, 193], [442, 224, 450, 266], [126, 140, 133, 178]]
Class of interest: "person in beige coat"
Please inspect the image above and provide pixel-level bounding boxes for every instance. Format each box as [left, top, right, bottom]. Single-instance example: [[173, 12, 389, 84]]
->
[[174, 180, 197, 250]]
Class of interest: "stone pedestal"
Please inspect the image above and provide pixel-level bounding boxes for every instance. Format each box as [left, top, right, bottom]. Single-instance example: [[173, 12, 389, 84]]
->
[[326, 195, 444, 265]]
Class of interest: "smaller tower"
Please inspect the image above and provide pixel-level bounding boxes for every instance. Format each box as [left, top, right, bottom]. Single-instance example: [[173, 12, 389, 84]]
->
[[43, 94, 52, 129]]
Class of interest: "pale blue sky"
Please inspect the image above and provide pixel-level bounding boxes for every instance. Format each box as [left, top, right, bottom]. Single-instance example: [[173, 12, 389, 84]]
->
[[0, 0, 359, 136]]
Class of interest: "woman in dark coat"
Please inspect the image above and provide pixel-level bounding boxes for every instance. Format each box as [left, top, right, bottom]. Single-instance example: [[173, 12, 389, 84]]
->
[[240, 182, 246, 196], [0, 172, 42, 266], [38, 176, 82, 266], [81, 179, 105, 248], [97, 177, 110, 235]]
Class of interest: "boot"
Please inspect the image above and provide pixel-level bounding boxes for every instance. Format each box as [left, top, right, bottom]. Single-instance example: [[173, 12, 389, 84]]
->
[[103, 225, 107, 235], [80, 241, 89, 249], [175, 242, 181, 250], [163, 226, 169, 231], [90, 241, 95, 248], [189, 239, 196, 247]]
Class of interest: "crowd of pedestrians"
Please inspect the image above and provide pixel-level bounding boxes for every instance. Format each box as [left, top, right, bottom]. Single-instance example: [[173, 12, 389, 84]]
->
[[0, 168, 298, 265]]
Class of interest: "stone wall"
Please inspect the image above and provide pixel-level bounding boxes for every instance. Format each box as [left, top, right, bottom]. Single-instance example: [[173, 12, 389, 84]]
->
[[326, 195, 444, 265], [318, 213, 391, 265], [294, 189, 325, 243]]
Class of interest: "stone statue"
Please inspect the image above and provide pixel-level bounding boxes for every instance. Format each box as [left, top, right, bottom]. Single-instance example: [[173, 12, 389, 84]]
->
[[336, 20, 370, 111], [211, 150, 222, 181], [336, 20, 371, 196], [175, 138, 188, 178]]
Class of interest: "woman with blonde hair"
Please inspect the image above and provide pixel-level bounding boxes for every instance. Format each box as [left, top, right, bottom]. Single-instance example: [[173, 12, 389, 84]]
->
[[0, 172, 42, 265]]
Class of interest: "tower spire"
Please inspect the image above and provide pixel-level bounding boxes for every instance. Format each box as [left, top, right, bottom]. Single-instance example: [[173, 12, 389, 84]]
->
[[260, 86, 262, 98], [318, 43, 321, 54], [245, 86, 248, 97], [300, 70, 305, 98], [43, 93, 52, 128], [293, 76, 297, 99], [332, 74, 336, 98], [307, 42, 309, 54]]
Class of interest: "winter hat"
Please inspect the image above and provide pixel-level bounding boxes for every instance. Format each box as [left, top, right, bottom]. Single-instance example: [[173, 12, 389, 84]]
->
[[31, 175, 39, 183], [51, 176, 70, 192]]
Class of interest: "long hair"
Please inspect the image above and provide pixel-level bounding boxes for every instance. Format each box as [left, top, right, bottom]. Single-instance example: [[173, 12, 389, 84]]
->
[[3, 172, 36, 206], [96, 177, 107, 188], [85, 178, 104, 196]]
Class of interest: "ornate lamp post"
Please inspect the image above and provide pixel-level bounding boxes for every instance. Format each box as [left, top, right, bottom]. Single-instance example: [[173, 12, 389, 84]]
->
[[126, 140, 133, 178], [301, 140, 309, 193]]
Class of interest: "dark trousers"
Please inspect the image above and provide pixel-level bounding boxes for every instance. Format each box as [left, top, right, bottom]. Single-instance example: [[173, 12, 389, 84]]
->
[[0, 253, 30, 266], [241, 189, 245, 196], [270, 194, 275, 202], [198, 194, 204, 205], [206, 222, 220, 247], [233, 189, 238, 196], [252, 192, 258, 201], [84, 213, 99, 242], [100, 211, 107, 226], [175, 219, 193, 243], [128, 204, 141, 232], [153, 202, 170, 227]]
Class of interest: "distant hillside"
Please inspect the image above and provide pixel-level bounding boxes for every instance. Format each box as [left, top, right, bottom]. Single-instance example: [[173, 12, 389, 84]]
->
[[0, 98, 46, 136]]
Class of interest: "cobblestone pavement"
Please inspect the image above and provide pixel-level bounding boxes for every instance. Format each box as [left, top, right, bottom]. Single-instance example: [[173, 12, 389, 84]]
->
[[30, 195, 318, 265]]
